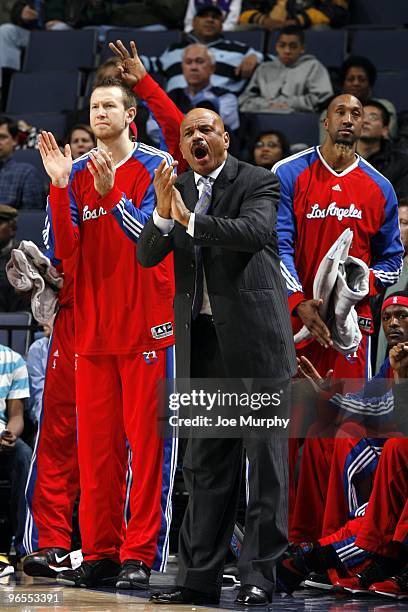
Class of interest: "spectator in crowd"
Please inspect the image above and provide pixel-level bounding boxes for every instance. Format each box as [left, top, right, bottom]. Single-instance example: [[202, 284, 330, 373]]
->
[[0, 204, 31, 312], [0, 115, 45, 209], [239, 0, 349, 31], [251, 129, 290, 168], [25, 321, 52, 425], [319, 56, 398, 141], [150, 2, 261, 94], [169, 43, 239, 131], [374, 198, 408, 372], [184, 0, 242, 32], [0, 342, 31, 578], [357, 100, 408, 198], [0, 1, 71, 91], [65, 124, 95, 160], [239, 25, 332, 113]]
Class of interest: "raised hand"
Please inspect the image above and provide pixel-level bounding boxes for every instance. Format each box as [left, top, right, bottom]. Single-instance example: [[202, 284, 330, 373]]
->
[[87, 149, 116, 198], [109, 40, 146, 88], [38, 131, 72, 188], [297, 356, 334, 392], [389, 342, 408, 382], [153, 159, 178, 219], [296, 299, 332, 349]]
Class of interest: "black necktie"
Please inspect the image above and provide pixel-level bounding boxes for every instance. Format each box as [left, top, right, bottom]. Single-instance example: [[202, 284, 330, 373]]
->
[[192, 177, 213, 320]]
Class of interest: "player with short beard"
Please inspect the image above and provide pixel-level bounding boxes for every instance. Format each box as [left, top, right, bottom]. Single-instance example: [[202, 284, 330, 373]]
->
[[272, 93, 403, 548]]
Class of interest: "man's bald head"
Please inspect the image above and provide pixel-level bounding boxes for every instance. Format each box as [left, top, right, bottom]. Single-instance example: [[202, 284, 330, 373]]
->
[[180, 108, 229, 175]]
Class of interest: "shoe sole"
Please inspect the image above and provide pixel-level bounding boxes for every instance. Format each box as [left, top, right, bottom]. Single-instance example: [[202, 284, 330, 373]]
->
[[303, 579, 334, 590], [116, 579, 149, 590], [57, 576, 118, 588], [23, 561, 57, 579], [373, 590, 408, 600], [341, 586, 371, 595], [0, 566, 14, 578]]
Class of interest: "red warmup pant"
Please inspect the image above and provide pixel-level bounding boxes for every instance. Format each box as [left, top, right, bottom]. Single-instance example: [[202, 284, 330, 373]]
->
[[24, 306, 79, 553], [76, 349, 171, 566], [356, 438, 408, 556], [289, 337, 370, 542]]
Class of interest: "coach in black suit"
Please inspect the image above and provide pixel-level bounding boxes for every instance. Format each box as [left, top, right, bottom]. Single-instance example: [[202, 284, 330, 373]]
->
[[138, 108, 296, 606]]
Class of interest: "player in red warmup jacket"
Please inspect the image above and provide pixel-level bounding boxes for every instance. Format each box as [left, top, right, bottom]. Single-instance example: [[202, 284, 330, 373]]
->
[[273, 93, 403, 543], [37, 70, 179, 589], [22, 43, 186, 583]]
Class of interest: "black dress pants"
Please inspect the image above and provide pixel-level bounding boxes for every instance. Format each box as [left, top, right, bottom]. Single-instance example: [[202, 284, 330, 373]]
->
[[177, 315, 288, 597]]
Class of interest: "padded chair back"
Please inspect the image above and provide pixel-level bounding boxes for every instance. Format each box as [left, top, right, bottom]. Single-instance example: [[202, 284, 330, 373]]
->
[[15, 209, 47, 247], [23, 30, 97, 72], [6, 71, 80, 114], [350, 30, 408, 72], [0, 312, 33, 357], [100, 29, 181, 63]]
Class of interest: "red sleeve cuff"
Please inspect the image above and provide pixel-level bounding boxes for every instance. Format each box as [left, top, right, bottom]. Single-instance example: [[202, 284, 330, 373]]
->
[[288, 291, 305, 314], [98, 185, 124, 212], [49, 183, 70, 208]]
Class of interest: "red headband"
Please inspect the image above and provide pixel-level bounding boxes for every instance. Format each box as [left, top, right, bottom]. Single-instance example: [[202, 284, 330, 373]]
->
[[382, 295, 408, 312]]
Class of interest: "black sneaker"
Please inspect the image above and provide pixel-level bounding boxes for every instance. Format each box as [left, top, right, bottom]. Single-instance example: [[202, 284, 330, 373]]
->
[[56, 559, 121, 588], [23, 548, 77, 578], [116, 560, 151, 589], [276, 544, 313, 594], [303, 571, 334, 590]]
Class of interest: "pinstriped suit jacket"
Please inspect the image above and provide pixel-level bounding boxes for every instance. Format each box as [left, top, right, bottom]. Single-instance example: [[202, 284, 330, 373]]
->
[[138, 154, 297, 380]]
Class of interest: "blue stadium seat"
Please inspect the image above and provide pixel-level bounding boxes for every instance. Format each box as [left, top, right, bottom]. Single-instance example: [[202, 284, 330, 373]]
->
[[15, 210, 46, 247], [223, 29, 265, 53], [350, 30, 408, 72], [374, 72, 408, 113], [0, 312, 33, 357], [11, 149, 48, 186], [350, 0, 408, 26], [99, 29, 181, 63], [6, 71, 81, 114], [268, 30, 346, 67], [242, 112, 319, 147], [9, 113, 67, 141], [23, 30, 97, 72]]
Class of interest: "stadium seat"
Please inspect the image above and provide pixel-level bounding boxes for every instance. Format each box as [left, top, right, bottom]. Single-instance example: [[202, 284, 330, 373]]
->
[[241, 112, 319, 147], [350, 30, 408, 72], [374, 72, 408, 113], [6, 71, 81, 114], [350, 0, 408, 26], [223, 29, 266, 53], [11, 149, 49, 186], [267, 30, 346, 66], [9, 113, 67, 141], [99, 28, 181, 63], [23, 30, 98, 72], [15, 210, 47, 247], [0, 312, 33, 357]]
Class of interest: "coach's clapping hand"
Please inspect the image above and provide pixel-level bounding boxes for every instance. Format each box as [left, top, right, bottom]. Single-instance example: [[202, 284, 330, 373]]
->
[[109, 40, 146, 87], [87, 149, 116, 198], [39, 131, 72, 188], [153, 159, 178, 219]]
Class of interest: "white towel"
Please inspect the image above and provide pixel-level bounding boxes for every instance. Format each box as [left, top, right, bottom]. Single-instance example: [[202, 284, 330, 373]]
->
[[294, 229, 369, 355], [6, 243, 63, 324]]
